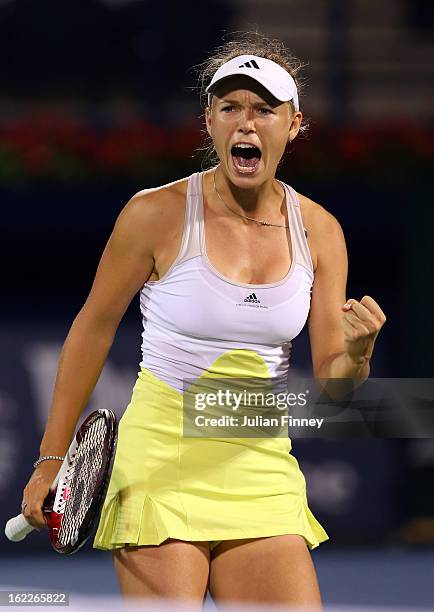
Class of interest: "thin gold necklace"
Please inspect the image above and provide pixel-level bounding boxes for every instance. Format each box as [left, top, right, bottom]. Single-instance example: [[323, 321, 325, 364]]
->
[[213, 168, 289, 229]]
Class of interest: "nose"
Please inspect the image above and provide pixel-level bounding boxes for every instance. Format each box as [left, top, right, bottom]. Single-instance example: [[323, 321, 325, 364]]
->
[[237, 108, 256, 134]]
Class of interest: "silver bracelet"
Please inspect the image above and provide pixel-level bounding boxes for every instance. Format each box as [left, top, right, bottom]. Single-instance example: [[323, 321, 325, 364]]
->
[[33, 455, 65, 469]]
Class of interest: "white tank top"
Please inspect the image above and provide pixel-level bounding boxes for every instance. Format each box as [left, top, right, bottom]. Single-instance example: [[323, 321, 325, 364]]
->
[[139, 171, 314, 392]]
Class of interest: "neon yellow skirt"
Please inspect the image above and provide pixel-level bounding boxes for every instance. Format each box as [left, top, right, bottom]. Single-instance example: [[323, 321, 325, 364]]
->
[[93, 367, 329, 551]]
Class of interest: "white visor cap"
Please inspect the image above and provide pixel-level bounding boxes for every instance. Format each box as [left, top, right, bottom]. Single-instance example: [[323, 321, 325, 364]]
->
[[205, 54, 299, 111]]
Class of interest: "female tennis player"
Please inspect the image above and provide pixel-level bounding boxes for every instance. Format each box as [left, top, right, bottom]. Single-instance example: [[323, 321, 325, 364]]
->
[[21, 32, 386, 608]]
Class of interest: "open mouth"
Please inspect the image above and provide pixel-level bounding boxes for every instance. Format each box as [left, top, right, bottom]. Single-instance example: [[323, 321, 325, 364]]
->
[[231, 144, 262, 174]]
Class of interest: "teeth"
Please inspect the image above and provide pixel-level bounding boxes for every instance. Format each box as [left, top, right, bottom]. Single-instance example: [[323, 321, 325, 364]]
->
[[235, 144, 256, 149]]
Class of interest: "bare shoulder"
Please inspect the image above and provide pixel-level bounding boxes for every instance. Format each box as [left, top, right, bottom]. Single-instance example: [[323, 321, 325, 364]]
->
[[124, 176, 188, 226], [116, 176, 188, 250], [296, 192, 346, 271], [297, 192, 343, 234]]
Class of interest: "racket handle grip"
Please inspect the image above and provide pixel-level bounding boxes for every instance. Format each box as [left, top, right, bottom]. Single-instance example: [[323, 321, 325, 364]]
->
[[5, 514, 35, 542]]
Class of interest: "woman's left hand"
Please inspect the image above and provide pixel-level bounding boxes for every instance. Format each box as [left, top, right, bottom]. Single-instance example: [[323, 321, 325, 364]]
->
[[341, 295, 387, 366]]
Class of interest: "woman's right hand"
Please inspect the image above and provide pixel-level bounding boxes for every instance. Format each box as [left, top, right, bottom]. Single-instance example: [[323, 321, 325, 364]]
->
[[21, 461, 62, 530]]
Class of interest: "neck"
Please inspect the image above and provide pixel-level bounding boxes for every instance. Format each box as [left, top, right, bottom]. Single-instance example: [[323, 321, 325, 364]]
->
[[214, 166, 284, 217]]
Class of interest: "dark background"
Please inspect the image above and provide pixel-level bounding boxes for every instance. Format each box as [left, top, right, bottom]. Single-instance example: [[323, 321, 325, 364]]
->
[[1, 1, 433, 608]]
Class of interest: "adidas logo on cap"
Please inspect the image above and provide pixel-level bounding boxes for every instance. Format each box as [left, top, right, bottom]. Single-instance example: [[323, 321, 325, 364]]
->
[[244, 292, 260, 304], [238, 59, 260, 69]]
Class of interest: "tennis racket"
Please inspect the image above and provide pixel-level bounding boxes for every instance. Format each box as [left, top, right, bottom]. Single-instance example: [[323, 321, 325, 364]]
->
[[4, 408, 117, 554]]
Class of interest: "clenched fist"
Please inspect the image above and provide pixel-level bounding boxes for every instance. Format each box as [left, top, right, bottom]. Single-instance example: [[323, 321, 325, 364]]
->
[[341, 295, 387, 366]]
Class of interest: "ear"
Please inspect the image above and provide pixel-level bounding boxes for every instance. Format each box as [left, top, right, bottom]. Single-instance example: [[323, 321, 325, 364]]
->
[[205, 105, 212, 138], [288, 111, 302, 143]]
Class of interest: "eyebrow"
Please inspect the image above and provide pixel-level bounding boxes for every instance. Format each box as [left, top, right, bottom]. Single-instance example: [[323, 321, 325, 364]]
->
[[218, 98, 272, 107]]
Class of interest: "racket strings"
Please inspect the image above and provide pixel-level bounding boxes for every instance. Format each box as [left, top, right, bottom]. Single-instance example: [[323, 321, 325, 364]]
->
[[58, 417, 107, 546]]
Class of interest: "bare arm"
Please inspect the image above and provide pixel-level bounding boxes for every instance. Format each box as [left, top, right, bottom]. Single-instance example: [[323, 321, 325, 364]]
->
[[39, 193, 158, 457], [22, 192, 159, 528], [308, 208, 366, 399], [308, 206, 386, 400]]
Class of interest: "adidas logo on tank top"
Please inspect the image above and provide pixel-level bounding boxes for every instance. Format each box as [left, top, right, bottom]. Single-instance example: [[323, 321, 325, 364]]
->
[[236, 292, 268, 309], [244, 293, 260, 303]]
